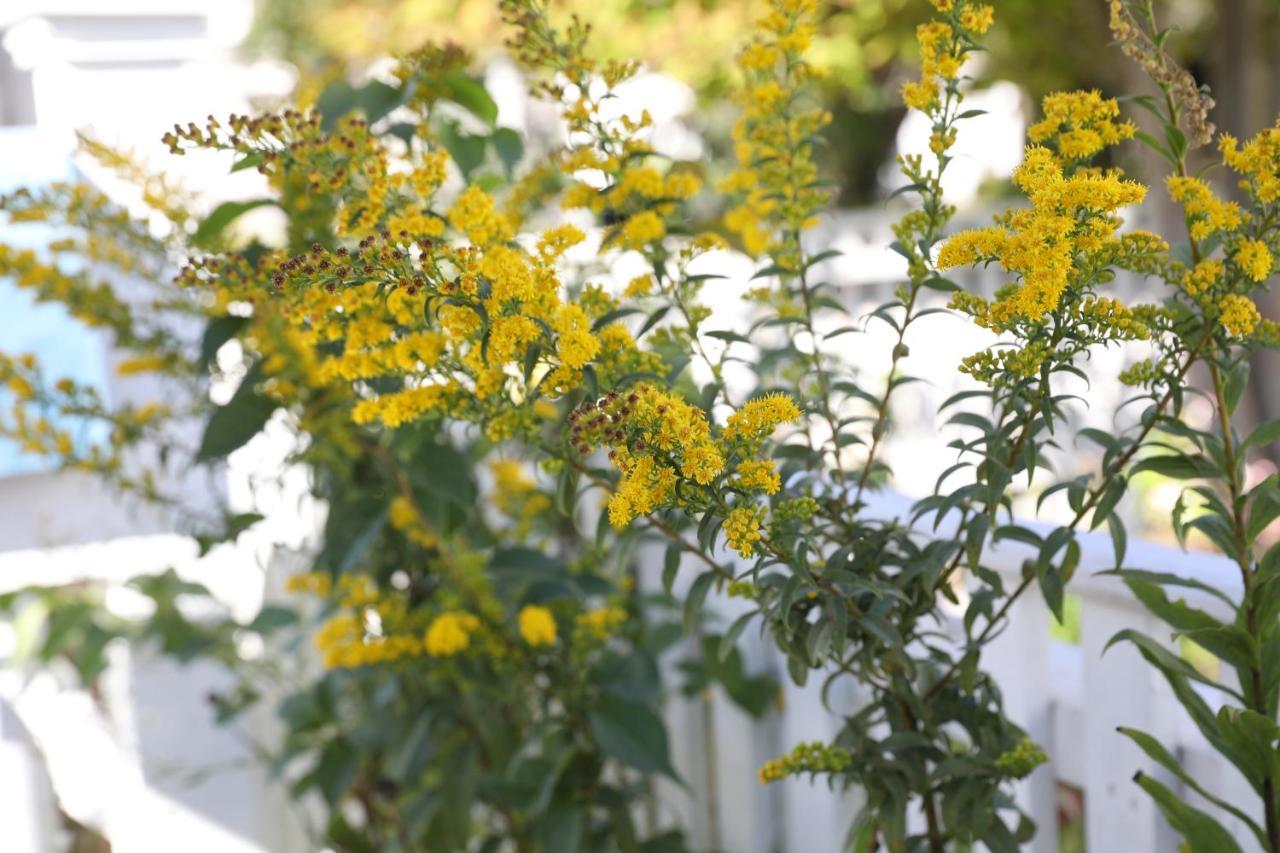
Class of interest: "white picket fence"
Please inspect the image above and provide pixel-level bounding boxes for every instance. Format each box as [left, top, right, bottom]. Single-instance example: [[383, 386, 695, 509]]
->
[[649, 489, 1260, 853]]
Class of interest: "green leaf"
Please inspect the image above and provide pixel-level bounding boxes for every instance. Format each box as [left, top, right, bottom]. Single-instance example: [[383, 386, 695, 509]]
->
[[1133, 772, 1242, 853], [704, 329, 750, 344], [1130, 453, 1210, 480], [409, 441, 478, 508], [247, 605, 298, 634], [1107, 512, 1127, 569], [386, 714, 433, 784], [1091, 476, 1127, 529], [316, 80, 403, 130], [1248, 475, 1280, 541], [720, 610, 756, 663], [318, 496, 388, 574], [1104, 568, 1235, 607], [1224, 361, 1250, 417], [1126, 579, 1254, 671], [588, 695, 677, 778], [439, 122, 487, 178], [1106, 628, 1241, 702], [1243, 420, 1280, 453], [537, 802, 584, 852], [491, 127, 523, 177], [443, 72, 498, 125], [314, 740, 359, 806], [1118, 726, 1268, 848], [683, 571, 714, 633], [199, 315, 248, 372], [230, 152, 263, 173], [662, 542, 680, 596], [193, 199, 276, 249], [1133, 129, 1177, 166], [196, 379, 276, 462]]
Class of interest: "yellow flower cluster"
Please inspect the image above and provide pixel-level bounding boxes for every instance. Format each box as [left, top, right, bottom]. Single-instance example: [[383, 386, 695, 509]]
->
[[619, 210, 666, 251], [571, 387, 727, 528], [0, 349, 168, 481], [504, 1, 703, 259], [289, 572, 437, 669], [285, 571, 333, 597], [1219, 294, 1261, 338], [758, 740, 852, 784], [724, 504, 766, 558], [1166, 176, 1243, 242], [576, 606, 627, 639], [450, 185, 514, 247], [735, 459, 782, 495], [1029, 90, 1136, 162], [721, 0, 830, 259], [425, 611, 481, 657], [517, 604, 558, 647], [940, 138, 1145, 322], [1220, 122, 1280, 204], [901, 1, 993, 113], [389, 494, 438, 549], [1182, 259, 1223, 298], [723, 393, 802, 447], [1235, 238, 1273, 282], [314, 613, 425, 669]]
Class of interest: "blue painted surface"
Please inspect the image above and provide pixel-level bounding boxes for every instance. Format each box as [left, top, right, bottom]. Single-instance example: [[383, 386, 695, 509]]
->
[[0, 128, 111, 477]]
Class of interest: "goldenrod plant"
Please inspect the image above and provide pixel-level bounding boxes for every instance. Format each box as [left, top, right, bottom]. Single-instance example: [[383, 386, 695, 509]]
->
[[3, 0, 1280, 850]]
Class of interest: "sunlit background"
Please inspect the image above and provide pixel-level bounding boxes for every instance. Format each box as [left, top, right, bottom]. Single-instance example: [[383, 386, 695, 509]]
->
[[1, 1, 1278, 851]]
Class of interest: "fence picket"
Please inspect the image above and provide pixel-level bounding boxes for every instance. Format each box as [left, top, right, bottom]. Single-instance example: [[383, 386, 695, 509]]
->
[[1080, 595, 1161, 850]]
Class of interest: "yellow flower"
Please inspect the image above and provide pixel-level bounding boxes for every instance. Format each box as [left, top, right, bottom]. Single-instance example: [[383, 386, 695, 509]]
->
[[941, 146, 1145, 321], [724, 505, 765, 558], [1027, 91, 1134, 161], [449, 186, 513, 246], [409, 150, 449, 196], [902, 79, 939, 112], [735, 459, 782, 495], [1167, 176, 1243, 242], [1220, 123, 1280, 204], [537, 223, 586, 259], [553, 303, 601, 369], [1183, 259, 1223, 297], [425, 611, 480, 657], [916, 22, 958, 80], [624, 274, 654, 297], [518, 605, 557, 647], [608, 453, 677, 528], [724, 393, 801, 445], [620, 210, 666, 249], [1219, 294, 1261, 337], [1236, 239, 1273, 282], [577, 607, 626, 639], [959, 4, 995, 34], [285, 571, 332, 597], [115, 355, 170, 376], [758, 741, 852, 784], [739, 42, 779, 71]]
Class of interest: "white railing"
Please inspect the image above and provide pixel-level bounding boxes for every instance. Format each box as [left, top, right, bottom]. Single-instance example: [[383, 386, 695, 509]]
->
[[649, 489, 1259, 852]]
